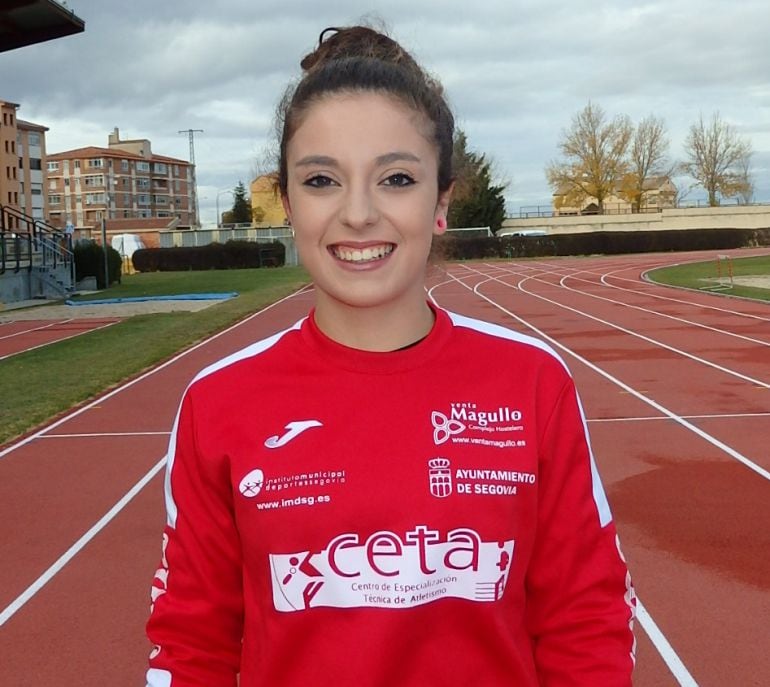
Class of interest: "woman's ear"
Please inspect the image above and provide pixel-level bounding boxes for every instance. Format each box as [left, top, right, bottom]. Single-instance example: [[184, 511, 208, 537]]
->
[[433, 182, 454, 235], [281, 194, 293, 225]]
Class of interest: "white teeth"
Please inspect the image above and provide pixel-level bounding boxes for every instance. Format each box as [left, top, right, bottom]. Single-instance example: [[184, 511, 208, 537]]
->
[[333, 244, 393, 263]]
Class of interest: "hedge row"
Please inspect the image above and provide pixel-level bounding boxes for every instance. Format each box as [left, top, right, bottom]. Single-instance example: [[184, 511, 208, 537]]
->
[[74, 240, 123, 288], [438, 227, 770, 261], [132, 240, 286, 272]]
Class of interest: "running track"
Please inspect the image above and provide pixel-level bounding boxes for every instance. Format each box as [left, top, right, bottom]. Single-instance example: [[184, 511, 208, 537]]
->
[[0, 249, 768, 686], [0, 318, 120, 360]]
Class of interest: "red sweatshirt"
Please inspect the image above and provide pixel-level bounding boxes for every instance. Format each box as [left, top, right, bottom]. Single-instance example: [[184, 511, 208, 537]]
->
[[146, 305, 635, 686]]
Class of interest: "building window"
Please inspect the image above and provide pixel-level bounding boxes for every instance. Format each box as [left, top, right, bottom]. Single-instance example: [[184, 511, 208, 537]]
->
[[121, 159, 129, 172], [74, 160, 81, 169], [137, 194, 150, 205], [49, 195, 62, 204], [137, 177, 150, 190], [158, 211, 170, 217], [31, 183, 43, 195], [49, 179, 57, 190], [153, 162, 167, 174], [85, 193, 105, 205], [48, 161, 60, 171], [28, 132, 41, 146], [88, 158, 103, 168], [173, 165, 179, 177], [153, 195, 168, 205], [83, 174, 104, 187], [136, 161, 150, 173], [29, 158, 42, 170]]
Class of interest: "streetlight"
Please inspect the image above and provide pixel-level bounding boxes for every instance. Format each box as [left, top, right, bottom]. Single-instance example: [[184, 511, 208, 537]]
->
[[216, 188, 234, 228]]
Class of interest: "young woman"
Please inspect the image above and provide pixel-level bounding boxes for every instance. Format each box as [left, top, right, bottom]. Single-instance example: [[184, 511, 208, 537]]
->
[[146, 26, 635, 687]]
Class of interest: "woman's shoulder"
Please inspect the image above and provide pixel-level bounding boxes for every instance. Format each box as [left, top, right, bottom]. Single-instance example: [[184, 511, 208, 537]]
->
[[442, 308, 571, 377], [188, 317, 307, 392]]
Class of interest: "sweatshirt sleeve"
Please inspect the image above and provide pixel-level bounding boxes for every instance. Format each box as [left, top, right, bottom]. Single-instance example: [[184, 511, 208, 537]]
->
[[146, 389, 244, 687], [525, 377, 636, 686]]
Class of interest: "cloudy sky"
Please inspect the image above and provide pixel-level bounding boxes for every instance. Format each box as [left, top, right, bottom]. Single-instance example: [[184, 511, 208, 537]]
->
[[3, 0, 769, 224]]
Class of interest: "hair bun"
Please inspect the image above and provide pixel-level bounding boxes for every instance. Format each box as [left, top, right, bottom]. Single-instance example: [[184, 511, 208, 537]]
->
[[299, 25, 421, 75]]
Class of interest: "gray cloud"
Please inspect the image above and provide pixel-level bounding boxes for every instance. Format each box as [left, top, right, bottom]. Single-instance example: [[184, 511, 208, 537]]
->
[[2, 0, 768, 222]]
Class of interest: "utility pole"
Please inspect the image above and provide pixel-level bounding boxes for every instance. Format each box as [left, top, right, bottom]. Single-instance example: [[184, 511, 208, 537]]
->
[[178, 128, 203, 227]]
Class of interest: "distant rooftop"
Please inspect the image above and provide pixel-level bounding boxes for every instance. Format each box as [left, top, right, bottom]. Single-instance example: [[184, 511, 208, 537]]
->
[[0, 0, 85, 53]]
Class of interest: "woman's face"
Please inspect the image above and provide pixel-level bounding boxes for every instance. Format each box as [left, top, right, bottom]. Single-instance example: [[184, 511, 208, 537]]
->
[[282, 92, 450, 320]]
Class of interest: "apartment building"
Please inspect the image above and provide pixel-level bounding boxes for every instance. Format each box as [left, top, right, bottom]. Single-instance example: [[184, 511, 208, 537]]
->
[[0, 99, 49, 226], [47, 128, 196, 231]]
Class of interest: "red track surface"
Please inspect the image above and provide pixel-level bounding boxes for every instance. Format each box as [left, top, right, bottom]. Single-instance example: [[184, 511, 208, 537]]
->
[[0, 318, 119, 360], [1, 250, 768, 686]]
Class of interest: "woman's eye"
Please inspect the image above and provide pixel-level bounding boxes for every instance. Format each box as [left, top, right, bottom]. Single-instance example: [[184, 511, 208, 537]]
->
[[383, 173, 415, 187], [304, 175, 336, 188]]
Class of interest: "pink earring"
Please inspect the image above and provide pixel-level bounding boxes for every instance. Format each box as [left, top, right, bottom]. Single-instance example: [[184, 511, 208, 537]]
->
[[436, 217, 447, 231]]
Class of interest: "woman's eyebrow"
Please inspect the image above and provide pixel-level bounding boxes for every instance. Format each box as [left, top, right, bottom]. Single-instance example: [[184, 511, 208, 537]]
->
[[295, 155, 337, 167], [294, 152, 421, 168], [376, 151, 421, 166]]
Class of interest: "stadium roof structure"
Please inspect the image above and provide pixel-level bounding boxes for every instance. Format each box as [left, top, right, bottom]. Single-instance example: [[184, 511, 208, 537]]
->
[[0, 0, 84, 53]]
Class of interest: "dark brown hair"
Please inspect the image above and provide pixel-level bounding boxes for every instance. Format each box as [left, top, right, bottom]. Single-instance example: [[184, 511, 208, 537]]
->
[[277, 26, 454, 195]]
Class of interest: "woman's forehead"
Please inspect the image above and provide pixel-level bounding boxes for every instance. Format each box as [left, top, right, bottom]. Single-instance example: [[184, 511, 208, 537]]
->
[[289, 91, 437, 157]]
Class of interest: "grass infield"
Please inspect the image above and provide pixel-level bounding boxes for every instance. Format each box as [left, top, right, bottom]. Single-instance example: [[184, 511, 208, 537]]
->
[[646, 254, 770, 302], [0, 267, 309, 446]]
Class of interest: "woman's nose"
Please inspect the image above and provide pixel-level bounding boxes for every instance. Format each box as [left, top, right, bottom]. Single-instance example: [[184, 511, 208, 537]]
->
[[339, 183, 379, 230]]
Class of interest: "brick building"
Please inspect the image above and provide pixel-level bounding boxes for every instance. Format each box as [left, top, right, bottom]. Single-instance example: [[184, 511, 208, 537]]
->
[[47, 128, 197, 237], [0, 100, 49, 226]]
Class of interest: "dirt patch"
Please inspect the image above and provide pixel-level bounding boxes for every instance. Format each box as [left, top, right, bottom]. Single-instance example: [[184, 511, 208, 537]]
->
[[700, 275, 770, 290], [0, 299, 219, 322]]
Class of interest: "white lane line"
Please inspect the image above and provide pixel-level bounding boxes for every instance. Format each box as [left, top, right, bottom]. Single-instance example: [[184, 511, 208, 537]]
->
[[0, 456, 167, 628], [0, 285, 310, 460], [430, 272, 702, 686], [636, 598, 700, 686], [519, 259, 770, 335], [541, 267, 770, 348], [482, 264, 770, 389], [0, 319, 73, 340], [606, 264, 770, 322], [0, 320, 119, 362], [589, 412, 770, 423], [41, 431, 172, 438], [437, 266, 770, 483]]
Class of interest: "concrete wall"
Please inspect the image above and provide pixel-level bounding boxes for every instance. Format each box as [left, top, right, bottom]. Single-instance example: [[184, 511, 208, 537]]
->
[[500, 205, 770, 236]]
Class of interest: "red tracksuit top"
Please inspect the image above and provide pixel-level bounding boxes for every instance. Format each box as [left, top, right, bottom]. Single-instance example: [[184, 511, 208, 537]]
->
[[146, 305, 636, 686]]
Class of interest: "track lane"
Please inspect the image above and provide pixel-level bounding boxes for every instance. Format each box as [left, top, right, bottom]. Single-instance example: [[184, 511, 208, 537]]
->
[[1, 253, 768, 686], [427, 257, 770, 685]]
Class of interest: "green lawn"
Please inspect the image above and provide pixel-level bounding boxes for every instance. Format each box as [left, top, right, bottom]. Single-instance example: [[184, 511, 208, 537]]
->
[[646, 254, 770, 302], [0, 267, 309, 445]]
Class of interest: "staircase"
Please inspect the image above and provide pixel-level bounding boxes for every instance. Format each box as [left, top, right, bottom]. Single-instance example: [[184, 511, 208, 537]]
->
[[0, 204, 75, 304]]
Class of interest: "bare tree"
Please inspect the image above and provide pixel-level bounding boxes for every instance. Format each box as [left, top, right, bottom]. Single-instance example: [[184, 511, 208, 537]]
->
[[546, 101, 632, 214], [682, 112, 753, 206], [619, 115, 669, 212], [736, 150, 754, 205]]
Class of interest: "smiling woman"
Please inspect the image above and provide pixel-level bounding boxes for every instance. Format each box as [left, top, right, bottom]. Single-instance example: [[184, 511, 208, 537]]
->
[[145, 25, 635, 687]]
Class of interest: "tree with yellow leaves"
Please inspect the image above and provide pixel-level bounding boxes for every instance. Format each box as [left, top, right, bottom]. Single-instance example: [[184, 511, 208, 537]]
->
[[546, 102, 632, 214]]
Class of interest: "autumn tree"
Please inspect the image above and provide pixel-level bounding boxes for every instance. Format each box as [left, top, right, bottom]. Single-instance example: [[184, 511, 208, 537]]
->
[[448, 130, 507, 233], [682, 112, 753, 206], [546, 101, 632, 214], [618, 115, 670, 212]]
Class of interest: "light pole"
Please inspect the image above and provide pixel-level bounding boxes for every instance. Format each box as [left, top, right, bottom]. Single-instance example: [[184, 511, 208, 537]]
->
[[216, 188, 234, 228]]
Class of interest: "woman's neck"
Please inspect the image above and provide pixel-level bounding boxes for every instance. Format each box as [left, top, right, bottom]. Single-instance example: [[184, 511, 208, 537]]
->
[[313, 297, 435, 352]]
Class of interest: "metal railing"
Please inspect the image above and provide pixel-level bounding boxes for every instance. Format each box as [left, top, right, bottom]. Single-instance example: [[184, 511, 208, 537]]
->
[[0, 204, 74, 285]]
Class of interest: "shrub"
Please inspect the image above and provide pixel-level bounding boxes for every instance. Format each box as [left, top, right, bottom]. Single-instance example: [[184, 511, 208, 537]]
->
[[74, 240, 122, 288], [133, 240, 285, 272], [437, 227, 770, 261]]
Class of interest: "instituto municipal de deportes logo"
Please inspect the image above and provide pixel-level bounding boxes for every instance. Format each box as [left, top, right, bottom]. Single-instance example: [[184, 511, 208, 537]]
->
[[428, 457, 452, 498]]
